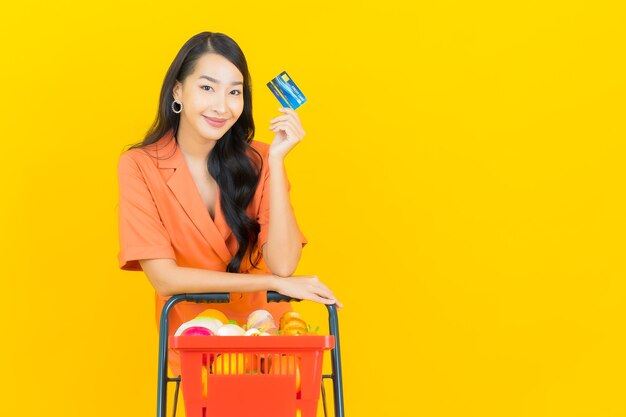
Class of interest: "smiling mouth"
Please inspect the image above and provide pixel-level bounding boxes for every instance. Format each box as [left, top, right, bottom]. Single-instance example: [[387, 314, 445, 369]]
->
[[203, 116, 228, 127]]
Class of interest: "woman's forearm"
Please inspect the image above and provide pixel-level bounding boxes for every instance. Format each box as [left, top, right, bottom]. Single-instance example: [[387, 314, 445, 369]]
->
[[139, 258, 277, 297], [139, 258, 341, 307], [263, 155, 303, 276]]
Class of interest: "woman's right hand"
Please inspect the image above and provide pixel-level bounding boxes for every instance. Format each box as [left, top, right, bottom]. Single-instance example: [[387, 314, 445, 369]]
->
[[270, 275, 343, 308]]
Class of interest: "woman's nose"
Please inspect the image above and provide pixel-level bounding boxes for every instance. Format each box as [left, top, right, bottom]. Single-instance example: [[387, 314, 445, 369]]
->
[[211, 94, 227, 114]]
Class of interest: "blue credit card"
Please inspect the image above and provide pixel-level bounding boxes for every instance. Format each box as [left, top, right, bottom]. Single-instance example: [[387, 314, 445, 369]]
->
[[266, 71, 307, 110]]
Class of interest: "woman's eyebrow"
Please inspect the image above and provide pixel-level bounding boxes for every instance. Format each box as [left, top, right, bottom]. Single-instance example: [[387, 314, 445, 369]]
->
[[199, 75, 243, 86]]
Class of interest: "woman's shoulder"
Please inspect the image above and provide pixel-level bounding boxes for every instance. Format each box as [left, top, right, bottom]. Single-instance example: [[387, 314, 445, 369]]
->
[[118, 132, 177, 168], [118, 145, 156, 173]]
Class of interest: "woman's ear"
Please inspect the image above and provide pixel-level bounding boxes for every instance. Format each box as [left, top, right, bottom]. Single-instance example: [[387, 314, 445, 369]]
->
[[172, 81, 182, 101]]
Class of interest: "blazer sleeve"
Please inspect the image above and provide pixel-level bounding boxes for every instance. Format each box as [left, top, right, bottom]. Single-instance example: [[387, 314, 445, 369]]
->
[[117, 152, 176, 271], [256, 154, 308, 252]]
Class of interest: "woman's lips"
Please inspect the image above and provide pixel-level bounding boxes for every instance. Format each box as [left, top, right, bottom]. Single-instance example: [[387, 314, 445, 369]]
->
[[203, 116, 227, 127]]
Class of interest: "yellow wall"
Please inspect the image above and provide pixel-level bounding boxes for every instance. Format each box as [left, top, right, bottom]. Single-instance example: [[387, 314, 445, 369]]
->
[[1, 1, 625, 416]]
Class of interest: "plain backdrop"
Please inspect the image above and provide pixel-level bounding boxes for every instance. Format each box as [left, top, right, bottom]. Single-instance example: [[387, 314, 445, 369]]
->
[[1, 1, 625, 416]]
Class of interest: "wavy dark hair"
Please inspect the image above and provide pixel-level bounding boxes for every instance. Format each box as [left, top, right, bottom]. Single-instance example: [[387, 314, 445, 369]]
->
[[128, 32, 263, 273]]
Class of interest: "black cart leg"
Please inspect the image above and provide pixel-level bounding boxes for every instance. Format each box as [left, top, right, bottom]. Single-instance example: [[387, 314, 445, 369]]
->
[[327, 304, 345, 417], [157, 295, 181, 417]]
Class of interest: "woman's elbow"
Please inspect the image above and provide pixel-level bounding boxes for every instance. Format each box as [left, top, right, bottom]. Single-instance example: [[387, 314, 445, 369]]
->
[[263, 244, 302, 277], [153, 281, 175, 297], [270, 264, 297, 277], [146, 272, 174, 296], [267, 255, 300, 277], [139, 259, 177, 296]]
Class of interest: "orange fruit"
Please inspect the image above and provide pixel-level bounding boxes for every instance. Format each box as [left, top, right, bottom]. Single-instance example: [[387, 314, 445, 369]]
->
[[282, 320, 307, 335], [280, 311, 308, 335], [279, 311, 302, 329]]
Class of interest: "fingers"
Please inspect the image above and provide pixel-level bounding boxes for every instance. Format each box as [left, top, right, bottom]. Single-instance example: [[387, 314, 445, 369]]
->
[[310, 293, 343, 308], [311, 282, 336, 302], [275, 275, 342, 308], [269, 116, 303, 131], [269, 118, 302, 132], [269, 109, 305, 138], [309, 294, 337, 305], [267, 109, 306, 160], [304, 276, 342, 308], [269, 120, 305, 139], [277, 107, 301, 122]]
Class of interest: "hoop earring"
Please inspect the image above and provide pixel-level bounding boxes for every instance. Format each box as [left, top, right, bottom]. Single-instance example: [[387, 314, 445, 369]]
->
[[171, 99, 183, 114]]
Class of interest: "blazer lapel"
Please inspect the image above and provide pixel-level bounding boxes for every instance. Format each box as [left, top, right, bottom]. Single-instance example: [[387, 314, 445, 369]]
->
[[156, 132, 233, 265]]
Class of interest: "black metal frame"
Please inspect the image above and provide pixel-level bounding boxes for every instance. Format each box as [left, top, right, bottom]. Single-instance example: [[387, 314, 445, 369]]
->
[[156, 291, 345, 417]]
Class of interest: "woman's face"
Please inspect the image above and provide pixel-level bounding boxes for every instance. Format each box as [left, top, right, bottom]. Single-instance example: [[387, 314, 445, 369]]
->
[[173, 52, 245, 141]]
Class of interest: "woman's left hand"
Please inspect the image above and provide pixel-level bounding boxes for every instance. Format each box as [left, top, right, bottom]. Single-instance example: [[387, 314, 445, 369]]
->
[[268, 107, 305, 160]]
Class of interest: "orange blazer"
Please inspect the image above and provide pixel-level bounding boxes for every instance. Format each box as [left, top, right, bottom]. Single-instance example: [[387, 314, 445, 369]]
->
[[117, 129, 307, 374]]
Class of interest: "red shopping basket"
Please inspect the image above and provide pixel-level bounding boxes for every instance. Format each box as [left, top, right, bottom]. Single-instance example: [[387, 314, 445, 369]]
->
[[156, 292, 345, 417], [170, 334, 334, 417]]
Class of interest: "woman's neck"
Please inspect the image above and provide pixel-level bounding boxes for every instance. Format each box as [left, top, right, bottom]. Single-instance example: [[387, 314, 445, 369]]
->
[[176, 122, 217, 162]]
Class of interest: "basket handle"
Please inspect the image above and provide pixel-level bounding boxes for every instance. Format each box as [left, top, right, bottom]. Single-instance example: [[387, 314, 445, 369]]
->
[[171, 291, 302, 304], [176, 292, 231, 303], [266, 291, 302, 303]]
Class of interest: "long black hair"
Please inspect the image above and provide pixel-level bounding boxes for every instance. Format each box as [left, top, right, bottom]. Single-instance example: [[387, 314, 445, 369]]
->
[[128, 32, 263, 273]]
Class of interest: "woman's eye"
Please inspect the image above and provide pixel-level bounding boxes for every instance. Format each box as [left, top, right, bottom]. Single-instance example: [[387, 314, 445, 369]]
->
[[231, 90, 241, 95], [201, 85, 213, 91]]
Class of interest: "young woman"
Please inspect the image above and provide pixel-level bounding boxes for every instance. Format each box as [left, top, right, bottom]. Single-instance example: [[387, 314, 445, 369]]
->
[[117, 32, 341, 375]]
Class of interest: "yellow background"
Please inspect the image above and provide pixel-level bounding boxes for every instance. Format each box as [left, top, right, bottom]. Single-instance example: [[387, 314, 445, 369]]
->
[[1, 1, 625, 416]]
